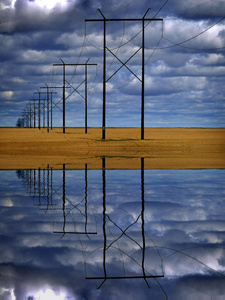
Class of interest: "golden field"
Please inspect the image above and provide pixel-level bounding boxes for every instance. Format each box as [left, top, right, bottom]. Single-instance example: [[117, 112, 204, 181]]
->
[[0, 127, 224, 169]]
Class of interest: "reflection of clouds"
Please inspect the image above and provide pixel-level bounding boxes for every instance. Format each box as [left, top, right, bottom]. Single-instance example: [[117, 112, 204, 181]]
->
[[1, 169, 225, 299]]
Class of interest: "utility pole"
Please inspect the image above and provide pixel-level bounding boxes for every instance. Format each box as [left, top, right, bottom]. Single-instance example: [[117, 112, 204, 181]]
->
[[29, 102, 32, 128], [40, 84, 57, 133], [86, 9, 163, 140], [30, 98, 36, 128], [53, 58, 97, 134], [34, 90, 44, 130]]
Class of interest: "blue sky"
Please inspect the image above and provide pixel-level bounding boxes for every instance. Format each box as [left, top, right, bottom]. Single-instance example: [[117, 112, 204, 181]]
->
[[0, 0, 225, 128]]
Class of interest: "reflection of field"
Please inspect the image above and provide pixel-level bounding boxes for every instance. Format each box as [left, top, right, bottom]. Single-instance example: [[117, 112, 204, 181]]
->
[[0, 127, 224, 169]]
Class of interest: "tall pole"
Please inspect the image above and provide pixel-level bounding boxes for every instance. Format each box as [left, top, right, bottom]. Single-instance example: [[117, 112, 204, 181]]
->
[[97, 9, 106, 140], [51, 92, 53, 129], [62, 60, 66, 134], [103, 17, 106, 140], [141, 17, 145, 140], [141, 9, 150, 140], [85, 62, 88, 134]]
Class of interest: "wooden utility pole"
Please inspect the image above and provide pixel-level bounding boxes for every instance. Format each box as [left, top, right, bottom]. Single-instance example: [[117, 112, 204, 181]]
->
[[53, 58, 97, 134], [86, 9, 163, 140], [40, 85, 57, 132]]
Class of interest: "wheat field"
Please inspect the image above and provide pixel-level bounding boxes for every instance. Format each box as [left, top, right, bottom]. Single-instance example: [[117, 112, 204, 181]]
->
[[0, 127, 224, 169]]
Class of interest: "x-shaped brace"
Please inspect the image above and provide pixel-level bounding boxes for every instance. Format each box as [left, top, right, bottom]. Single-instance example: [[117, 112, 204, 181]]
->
[[106, 47, 142, 83]]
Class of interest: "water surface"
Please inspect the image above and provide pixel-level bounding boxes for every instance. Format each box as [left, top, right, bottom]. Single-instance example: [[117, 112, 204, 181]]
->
[[0, 162, 225, 299]]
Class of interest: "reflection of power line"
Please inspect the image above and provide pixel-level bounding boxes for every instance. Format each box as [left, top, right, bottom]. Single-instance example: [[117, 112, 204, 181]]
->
[[16, 165, 97, 236]]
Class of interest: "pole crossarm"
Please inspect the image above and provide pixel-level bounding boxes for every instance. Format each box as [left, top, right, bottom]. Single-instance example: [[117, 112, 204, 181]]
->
[[86, 275, 164, 279], [53, 64, 97, 66], [85, 18, 163, 22]]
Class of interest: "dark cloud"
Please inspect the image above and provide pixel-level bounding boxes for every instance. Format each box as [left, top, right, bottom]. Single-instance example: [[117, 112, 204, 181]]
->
[[0, 0, 225, 127]]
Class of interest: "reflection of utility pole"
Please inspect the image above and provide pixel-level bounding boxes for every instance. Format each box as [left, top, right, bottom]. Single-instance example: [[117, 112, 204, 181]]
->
[[38, 168, 41, 206], [53, 58, 97, 134], [86, 9, 163, 140], [141, 157, 149, 287], [53, 164, 97, 236], [86, 157, 164, 288]]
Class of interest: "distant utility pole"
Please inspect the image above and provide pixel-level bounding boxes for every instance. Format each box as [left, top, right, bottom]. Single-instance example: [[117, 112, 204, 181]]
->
[[40, 84, 57, 132], [34, 90, 49, 130], [86, 9, 163, 140], [29, 102, 32, 128], [23, 107, 29, 128], [53, 58, 97, 134], [30, 98, 37, 128], [34, 90, 42, 130]]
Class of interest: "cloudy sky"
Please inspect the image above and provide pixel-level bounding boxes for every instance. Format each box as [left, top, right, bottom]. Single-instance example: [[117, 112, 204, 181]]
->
[[0, 0, 225, 128], [1, 167, 225, 299]]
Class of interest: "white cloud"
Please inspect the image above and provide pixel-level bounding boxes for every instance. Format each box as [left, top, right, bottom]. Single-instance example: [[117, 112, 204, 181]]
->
[[1, 91, 14, 100]]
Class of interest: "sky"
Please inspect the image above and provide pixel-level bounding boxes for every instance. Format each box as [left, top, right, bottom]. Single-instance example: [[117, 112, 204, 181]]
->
[[1, 167, 225, 299], [0, 0, 225, 128]]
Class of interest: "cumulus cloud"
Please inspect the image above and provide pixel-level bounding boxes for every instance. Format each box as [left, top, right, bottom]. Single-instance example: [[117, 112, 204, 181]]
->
[[0, 0, 225, 127]]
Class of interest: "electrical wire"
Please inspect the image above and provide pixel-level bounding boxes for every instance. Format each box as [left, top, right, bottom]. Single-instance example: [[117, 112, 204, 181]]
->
[[162, 35, 225, 50], [165, 16, 225, 46], [145, 16, 225, 51], [69, 36, 87, 85], [152, 0, 169, 18]]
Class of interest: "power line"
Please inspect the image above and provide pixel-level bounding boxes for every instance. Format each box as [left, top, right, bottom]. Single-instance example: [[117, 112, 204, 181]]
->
[[112, 14, 225, 52], [149, 16, 225, 51], [167, 16, 225, 45], [152, 0, 169, 18], [162, 36, 225, 51]]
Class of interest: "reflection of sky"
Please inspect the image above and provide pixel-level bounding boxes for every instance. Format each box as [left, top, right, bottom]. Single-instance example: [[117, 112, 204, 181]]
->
[[0, 168, 225, 299]]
